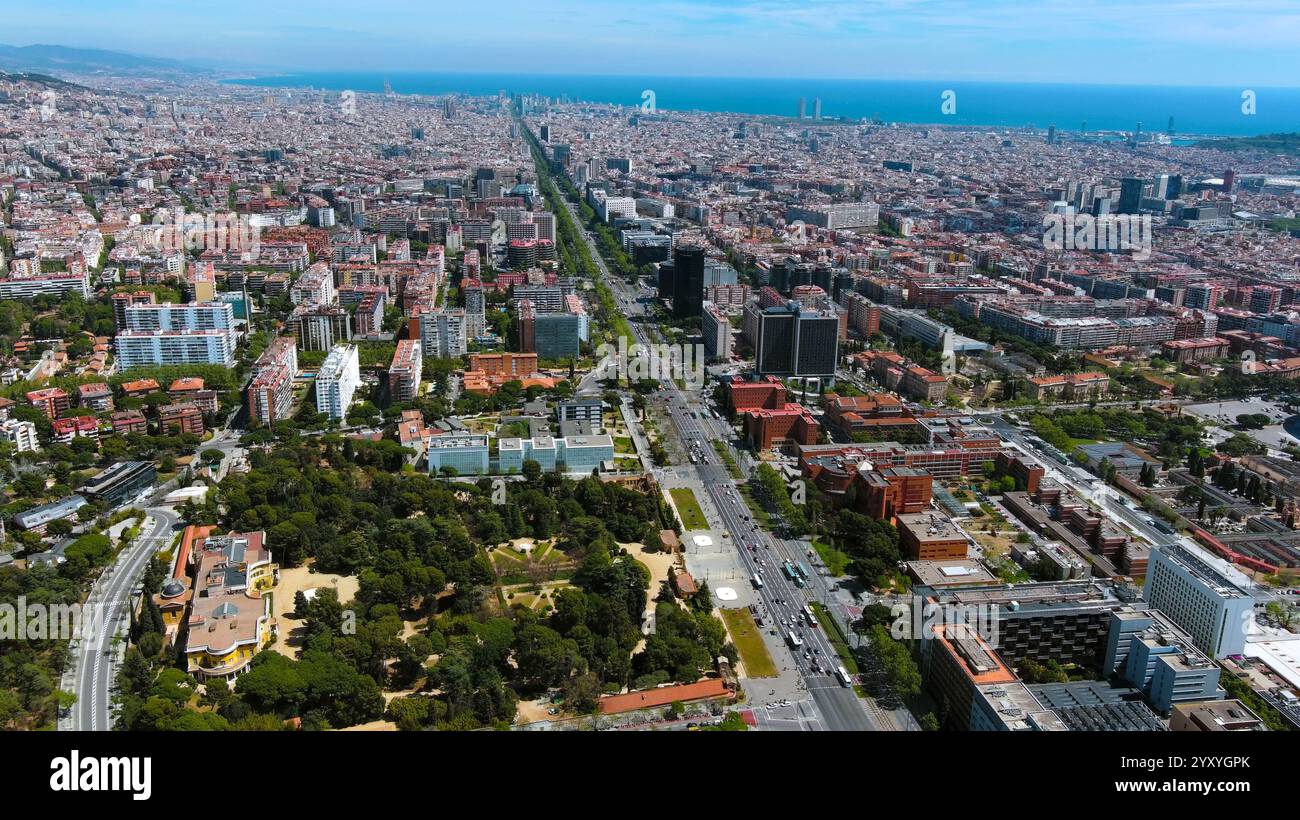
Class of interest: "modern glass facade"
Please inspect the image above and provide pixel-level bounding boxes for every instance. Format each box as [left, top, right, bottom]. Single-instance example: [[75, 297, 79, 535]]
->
[[495, 435, 613, 475], [426, 434, 491, 475], [533, 313, 580, 359]]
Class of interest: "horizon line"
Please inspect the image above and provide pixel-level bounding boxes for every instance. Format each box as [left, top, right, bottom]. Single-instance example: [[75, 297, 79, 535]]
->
[[222, 69, 1300, 93]]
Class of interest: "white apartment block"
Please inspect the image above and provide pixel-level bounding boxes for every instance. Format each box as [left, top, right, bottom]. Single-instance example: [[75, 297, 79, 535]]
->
[[418, 309, 468, 358], [0, 418, 39, 453], [123, 301, 237, 342], [787, 202, 880, 230], [0, 270, 90, 299], [290, 262, 337, 305], [701, 302, 733, 361], [115, 329, 236, 369], [1145, 545, 1255, 659], [636, 197, 675, 218], [315, 343, 360, 421], [590, 189, 637, 223]]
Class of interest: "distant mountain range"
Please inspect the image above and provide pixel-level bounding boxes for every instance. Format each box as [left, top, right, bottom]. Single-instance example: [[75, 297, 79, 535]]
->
[[0, 44, 201, 76]]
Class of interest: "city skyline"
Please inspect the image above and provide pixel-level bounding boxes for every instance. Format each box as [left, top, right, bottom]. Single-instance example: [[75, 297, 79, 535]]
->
[[1, 0, 1298, 773], [4, 0, 1300, 86]]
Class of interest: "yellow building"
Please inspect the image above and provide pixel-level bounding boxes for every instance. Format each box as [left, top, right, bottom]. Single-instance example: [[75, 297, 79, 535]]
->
[[184, 530, 278, 683]]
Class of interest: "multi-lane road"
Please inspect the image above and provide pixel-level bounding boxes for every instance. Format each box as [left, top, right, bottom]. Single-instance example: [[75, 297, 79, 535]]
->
[[554, 194, 904, 729], [656, 388, 890, 730], [63, 407, 241, 731], [64, 503, 178, 731]]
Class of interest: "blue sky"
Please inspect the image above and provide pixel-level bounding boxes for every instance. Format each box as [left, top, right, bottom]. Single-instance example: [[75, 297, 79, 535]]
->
[[4, 0, 1298, 85]]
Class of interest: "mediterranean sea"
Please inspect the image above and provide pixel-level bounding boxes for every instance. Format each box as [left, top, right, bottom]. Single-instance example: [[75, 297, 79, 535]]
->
[[226, 72, 1300, 138]]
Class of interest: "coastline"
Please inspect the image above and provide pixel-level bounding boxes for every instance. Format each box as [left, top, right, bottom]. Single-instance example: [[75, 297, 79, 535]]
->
[[222, 72, 1300, 138]]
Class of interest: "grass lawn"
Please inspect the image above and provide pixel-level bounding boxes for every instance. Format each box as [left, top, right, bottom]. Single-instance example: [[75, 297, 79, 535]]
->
[[670, 487, 709, 530], [614, 436, 634, 454], [503, 580, 572, 612], [812, 539, 851, 577], [489, 549, 527, 569], [810, 601, 859, 675], [528, 543, 568, 564], [719, 608, 778, 678]]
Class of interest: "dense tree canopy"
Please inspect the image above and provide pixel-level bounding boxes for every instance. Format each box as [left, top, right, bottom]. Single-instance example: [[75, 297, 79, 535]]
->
[[115, 437, 706, 731]]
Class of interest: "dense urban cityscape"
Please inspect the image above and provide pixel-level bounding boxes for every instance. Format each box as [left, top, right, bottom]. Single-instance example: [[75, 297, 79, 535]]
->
[[0, 11, 1298, 792]]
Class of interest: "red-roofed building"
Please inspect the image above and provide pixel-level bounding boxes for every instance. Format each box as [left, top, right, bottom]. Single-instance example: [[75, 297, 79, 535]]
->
[[822, 391, 926, 441], [1024, 371, 1110, 402], [387, 339, 423, 403], [598, 678, 733, 714], [926, 623, 1018, 731], [670, 567, 698, 597], [725, 374, 788, 413], [742, 403, 820, 450], [168, 377, 205, 398], [112, 409, 148, 435], [158, 403, 205, 436], [52, 415, 99, 444], [995, 450, 1045, 495], [395, 409, 441, 458], [856, 466, 933, 519], [467, 352, 539, 378], [78, 383, 114, 412], [120, 378, 161, 398], [902, 365, 948, 403], [1160, 337, 1229, 364], [26, 387, 70, 419]]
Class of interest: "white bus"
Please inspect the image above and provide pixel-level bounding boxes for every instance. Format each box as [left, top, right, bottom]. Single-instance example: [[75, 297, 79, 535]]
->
[[786, 630, 803, 649], [835, 666, 852, 687], [751, 573, 764, 589], [802, 605, 819, 628]]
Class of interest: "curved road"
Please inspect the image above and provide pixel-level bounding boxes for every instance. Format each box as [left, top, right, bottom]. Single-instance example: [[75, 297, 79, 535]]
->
[[64, 504, 178, 731]]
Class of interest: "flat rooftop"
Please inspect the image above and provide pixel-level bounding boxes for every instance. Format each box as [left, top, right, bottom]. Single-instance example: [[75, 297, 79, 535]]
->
[[905, 559, 997, 587], [919, 579, 1131, 615], [427, 434, 489, 449], [897, 512, 966, 543], [1170, 700, 1265, 731]]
